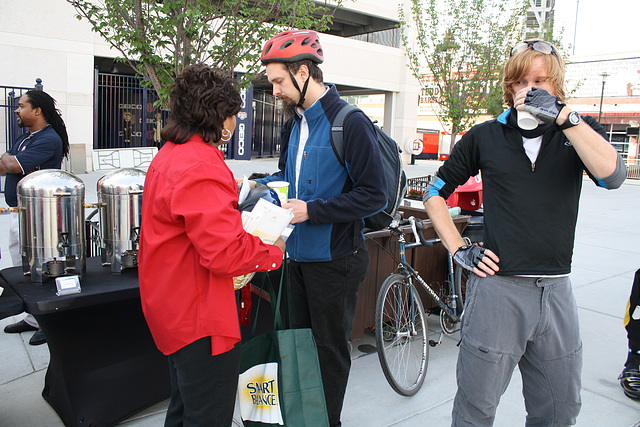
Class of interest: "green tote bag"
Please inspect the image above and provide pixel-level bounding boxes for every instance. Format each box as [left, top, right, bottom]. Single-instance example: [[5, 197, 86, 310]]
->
[[237, 257, 329, 427]]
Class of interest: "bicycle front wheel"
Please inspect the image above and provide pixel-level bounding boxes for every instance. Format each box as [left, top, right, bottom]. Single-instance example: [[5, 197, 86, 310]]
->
[[375, 273, 428, 396]]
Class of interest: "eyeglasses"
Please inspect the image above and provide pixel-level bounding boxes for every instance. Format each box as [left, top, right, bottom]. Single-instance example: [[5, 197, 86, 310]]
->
[[510, 41, 558, 59]]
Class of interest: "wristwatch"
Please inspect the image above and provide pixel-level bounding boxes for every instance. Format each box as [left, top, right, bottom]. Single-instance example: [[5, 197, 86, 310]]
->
[[558, 111, 581, 130]]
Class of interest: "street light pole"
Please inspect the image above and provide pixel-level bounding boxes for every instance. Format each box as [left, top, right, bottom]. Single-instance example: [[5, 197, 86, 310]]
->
[[573, 0, 579, 55], [598, 72, 609, 123]]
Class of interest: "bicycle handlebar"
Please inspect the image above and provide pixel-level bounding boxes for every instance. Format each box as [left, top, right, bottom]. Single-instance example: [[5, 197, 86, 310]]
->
[[388, 214, 441, 248], [407, 216, 440, 248]]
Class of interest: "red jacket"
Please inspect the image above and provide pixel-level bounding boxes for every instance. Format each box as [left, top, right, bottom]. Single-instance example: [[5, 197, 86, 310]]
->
[[139, 135, 283, 356]]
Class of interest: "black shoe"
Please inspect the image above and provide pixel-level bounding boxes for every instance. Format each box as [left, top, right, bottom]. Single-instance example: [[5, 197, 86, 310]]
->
[[4, 319, 39, 334], [619, 367, 640, 400], [29, 329, 46, 346]]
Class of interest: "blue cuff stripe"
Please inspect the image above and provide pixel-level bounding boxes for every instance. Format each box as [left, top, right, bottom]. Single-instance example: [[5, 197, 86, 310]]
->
[[595, 177, 608, 189], [423, 178, 446, 202]]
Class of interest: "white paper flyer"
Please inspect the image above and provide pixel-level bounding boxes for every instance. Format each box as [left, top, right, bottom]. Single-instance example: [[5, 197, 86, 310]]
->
[[233, 198, 293, 289]]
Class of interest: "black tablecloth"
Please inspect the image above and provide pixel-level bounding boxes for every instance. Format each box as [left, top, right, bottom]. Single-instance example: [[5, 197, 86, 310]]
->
[[0, 279, 24, 319], [3, 257, 141, 314], [2, 258, 170, 427]]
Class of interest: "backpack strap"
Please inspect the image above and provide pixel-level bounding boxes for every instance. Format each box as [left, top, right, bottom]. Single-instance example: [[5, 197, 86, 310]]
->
[[330, 104, 361, 167], [330, 104, 368, 248]]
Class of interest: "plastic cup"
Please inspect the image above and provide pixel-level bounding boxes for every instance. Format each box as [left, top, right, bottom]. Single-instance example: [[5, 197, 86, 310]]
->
[[267, 181, 289, 205], [517, 110, 539, 130], [448, 206, 461, 217]]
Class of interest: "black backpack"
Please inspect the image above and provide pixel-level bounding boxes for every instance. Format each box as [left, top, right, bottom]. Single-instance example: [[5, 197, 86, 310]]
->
[[330, 104, 407, 231]]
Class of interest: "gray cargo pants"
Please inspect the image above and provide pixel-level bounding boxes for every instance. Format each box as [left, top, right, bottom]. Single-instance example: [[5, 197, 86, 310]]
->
[[451, 275, 582, 426]]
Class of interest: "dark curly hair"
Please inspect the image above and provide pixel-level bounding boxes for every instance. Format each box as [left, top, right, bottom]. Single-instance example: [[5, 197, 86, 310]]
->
[[161, 64, 242, 145]]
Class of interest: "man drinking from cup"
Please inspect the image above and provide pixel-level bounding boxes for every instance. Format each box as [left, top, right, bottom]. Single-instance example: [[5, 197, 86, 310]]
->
[[422, 39, 626, 426]]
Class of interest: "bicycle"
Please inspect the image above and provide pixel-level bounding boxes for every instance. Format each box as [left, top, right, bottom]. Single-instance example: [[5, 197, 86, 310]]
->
[[371, 215, 471, 396]]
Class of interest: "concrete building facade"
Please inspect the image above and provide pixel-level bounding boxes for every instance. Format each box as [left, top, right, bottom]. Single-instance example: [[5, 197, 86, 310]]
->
[[0, 0, 421, 171]]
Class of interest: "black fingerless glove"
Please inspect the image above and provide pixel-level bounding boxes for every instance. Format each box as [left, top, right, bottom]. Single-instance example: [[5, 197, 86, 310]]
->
[[453, 244, 486, 272], [523, 87, 566, 124]]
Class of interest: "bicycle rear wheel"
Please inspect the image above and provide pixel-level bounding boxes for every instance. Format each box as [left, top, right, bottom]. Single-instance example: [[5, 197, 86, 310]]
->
[[375, 273, 428, 396]]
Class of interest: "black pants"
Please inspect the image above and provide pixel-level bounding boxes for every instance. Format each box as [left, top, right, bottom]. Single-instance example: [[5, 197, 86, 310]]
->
[[164, 337, 241, 427], [625, 269, 640, 368], [288, 247, 369, 427]]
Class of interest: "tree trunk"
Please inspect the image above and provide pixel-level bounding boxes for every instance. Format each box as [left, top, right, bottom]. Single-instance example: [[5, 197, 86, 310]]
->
[[448, 123, 459, 154]]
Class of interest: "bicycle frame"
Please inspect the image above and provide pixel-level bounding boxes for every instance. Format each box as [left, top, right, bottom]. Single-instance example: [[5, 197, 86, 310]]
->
[[445, 252, 463, 317], [373, 215, 468, 396], [392, 221, 461, 323]]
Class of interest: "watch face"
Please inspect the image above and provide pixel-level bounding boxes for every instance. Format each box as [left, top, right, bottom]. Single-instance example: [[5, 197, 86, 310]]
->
[[569, 111, 581, 125]]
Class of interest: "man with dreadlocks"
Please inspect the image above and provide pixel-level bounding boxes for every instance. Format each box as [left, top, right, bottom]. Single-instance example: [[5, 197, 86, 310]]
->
[[1, 90, 69, 346]]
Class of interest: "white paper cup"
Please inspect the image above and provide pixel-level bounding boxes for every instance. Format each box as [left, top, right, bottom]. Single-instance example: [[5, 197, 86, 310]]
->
[[267, 181, 289, 205], [517, 110, 539, 130]]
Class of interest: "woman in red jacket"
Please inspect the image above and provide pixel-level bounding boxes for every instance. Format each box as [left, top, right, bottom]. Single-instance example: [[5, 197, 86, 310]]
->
[[138, 64, 285, 426]]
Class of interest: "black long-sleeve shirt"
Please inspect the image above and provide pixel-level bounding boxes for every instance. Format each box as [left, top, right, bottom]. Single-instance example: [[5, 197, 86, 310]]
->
[[427, 109, 612, 275]]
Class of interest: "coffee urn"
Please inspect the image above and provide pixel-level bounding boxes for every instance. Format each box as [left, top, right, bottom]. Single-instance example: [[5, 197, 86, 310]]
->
[[17, 170, 86, 283], [97, 168, 145, 274]]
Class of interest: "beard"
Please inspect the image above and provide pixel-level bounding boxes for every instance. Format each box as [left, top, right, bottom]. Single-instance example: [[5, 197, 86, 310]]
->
[[280, 96, 298, 116], [16, 116, 25, 128]]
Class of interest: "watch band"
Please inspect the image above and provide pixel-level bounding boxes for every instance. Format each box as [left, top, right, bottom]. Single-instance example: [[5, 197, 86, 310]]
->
[[455, 244, 472, 255], [558, 111, 581, 130], [455, 237, 474, 255]]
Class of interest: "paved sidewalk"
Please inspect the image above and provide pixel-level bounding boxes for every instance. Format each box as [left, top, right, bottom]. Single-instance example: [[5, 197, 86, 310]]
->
[[1, 158, 639, 426]]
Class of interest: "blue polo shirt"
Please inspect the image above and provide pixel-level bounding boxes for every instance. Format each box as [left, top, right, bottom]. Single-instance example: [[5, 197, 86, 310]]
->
[[5, 125, 63, 207]]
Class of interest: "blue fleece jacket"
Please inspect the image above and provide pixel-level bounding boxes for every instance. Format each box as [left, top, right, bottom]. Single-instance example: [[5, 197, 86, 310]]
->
[[257, 85, 387, 262]]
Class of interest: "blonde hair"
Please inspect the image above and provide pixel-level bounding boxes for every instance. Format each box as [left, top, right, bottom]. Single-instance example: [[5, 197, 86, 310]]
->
[[502, 40, 565, 107]]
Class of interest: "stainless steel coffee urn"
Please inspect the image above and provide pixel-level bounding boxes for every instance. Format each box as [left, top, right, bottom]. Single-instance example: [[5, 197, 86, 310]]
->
[[17, 170, 86, 283], [97, 168, 145, 274]]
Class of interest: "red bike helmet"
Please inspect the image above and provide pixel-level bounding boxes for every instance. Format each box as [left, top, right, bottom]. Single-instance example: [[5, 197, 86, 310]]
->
[[261, 30, 324, 64]]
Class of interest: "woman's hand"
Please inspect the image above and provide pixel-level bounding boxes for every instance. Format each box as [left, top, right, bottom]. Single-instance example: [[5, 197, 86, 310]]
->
[[274, 237, 286, 254]]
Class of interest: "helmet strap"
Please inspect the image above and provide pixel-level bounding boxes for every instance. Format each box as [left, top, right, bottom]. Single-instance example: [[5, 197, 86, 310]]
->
[[288, 68, 309, 108]]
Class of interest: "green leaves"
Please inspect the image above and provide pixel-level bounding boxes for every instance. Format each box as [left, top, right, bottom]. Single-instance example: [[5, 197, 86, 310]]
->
[[400, 0, 526, 148], [67, 0, 339, 105]]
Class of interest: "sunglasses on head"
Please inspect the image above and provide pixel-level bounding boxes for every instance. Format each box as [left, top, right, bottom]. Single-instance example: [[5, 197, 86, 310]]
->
[[510, 40, 558, 58]]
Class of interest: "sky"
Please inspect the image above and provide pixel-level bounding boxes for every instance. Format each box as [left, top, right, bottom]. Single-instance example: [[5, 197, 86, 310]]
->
[[553, 0, 640, 57]]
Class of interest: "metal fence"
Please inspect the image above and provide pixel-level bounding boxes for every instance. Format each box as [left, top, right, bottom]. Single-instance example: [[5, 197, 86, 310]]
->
[[627, 160, 640, 180], [1, 84, 35, 153], [0, 82, 42, 193], [252, 90, 284, 158], [94, 71, 169, 150], [94, 73, 283, 160], [85, 208, 101, 258]]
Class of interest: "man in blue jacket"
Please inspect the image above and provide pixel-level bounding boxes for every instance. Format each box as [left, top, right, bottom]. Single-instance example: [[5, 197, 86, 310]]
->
[[1, 90, 69, 346], [423, 40, 626, 426], [255, 30, 387, 426]]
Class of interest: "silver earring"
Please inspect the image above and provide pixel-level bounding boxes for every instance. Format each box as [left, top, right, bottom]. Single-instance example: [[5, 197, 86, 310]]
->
[[221, 128, 232, 142]]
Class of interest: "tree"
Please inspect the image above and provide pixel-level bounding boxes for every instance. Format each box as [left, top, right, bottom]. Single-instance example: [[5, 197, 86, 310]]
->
[[67, 0, 339, 103], [399, 0, 526, 150]]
